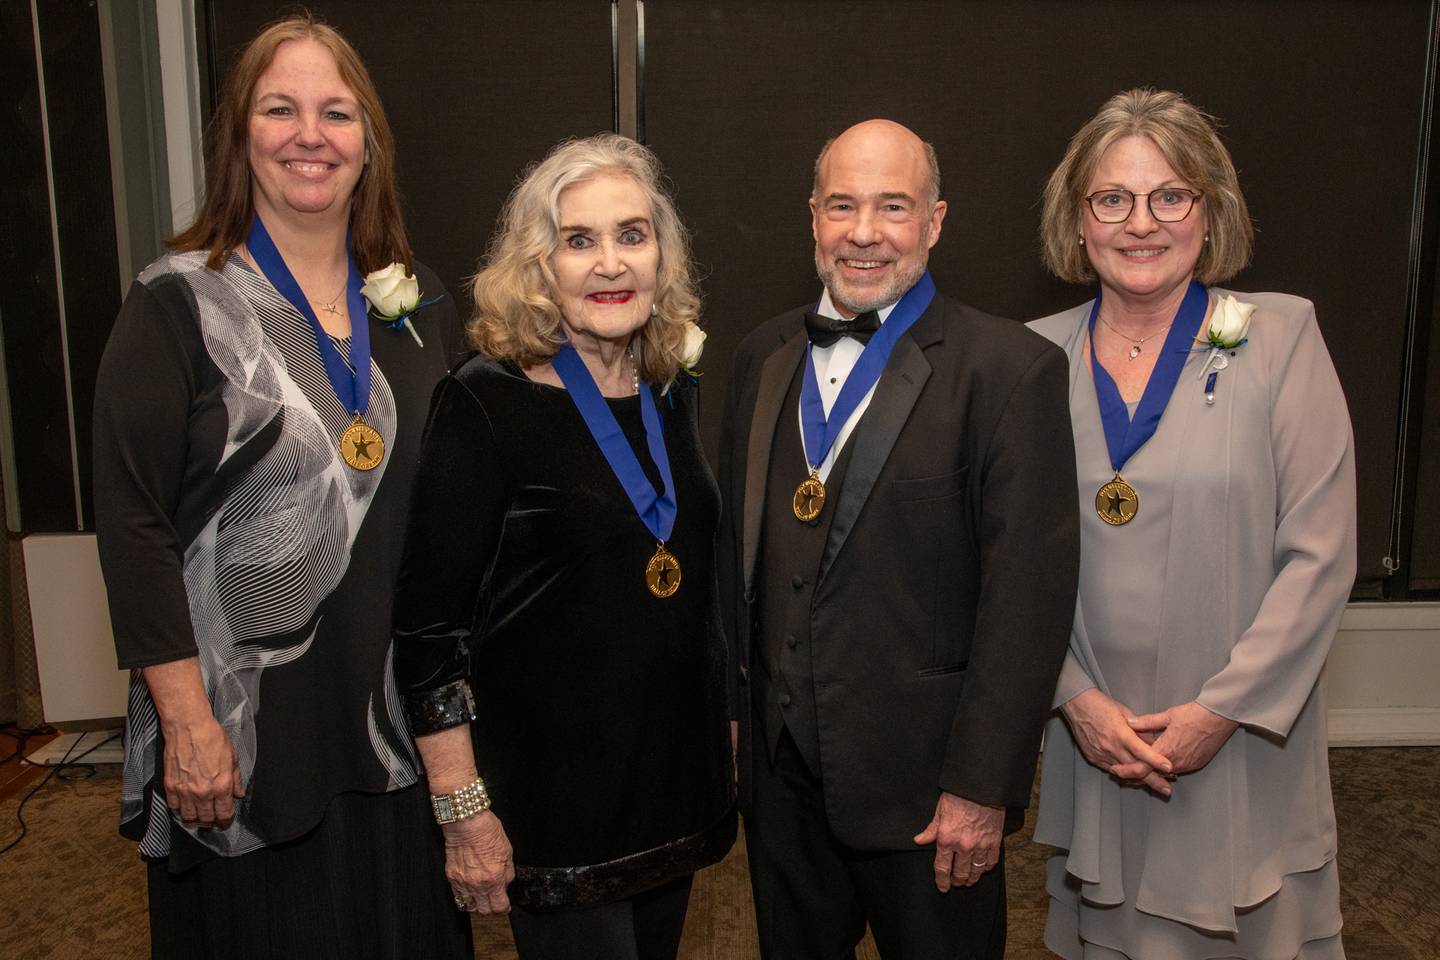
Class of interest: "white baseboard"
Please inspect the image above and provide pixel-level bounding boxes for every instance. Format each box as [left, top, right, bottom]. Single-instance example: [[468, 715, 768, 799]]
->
[[1325, 601, 1440, 746], [24, 729, 125, 766], [1327, 707, 1440, 747]]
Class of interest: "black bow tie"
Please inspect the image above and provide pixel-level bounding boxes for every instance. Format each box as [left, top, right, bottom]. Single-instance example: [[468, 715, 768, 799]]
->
[[803, 310, 881, 348]]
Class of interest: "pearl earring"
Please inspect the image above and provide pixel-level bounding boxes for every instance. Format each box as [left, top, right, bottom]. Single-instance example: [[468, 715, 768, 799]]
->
[[1078, 236, 1085, 246]]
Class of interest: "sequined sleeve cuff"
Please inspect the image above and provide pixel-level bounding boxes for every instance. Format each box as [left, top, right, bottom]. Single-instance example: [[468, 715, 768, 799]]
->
[[404, 679, 477, 736]]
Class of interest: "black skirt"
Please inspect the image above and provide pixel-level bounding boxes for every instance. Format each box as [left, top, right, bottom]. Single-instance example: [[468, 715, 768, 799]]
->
[[146, 785, 471, 959]]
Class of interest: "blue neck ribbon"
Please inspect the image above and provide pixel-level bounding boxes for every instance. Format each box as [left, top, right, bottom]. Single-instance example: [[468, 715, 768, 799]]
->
[[1087, 280, 1208, 473], [799, 271, 936, 470], [246, 215, 371, 418], [552, 344, 677, 543]]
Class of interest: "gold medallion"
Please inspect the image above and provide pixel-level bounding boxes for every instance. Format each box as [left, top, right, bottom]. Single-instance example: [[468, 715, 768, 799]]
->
[[340, 414, 384, 471], [1095, 474, 1138, 526], [793, 470, 826, 522], [645, 542, 681, 598]]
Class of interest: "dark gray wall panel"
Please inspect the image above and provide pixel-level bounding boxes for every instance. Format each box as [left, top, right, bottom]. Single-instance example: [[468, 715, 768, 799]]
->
[[205, 0, 615, 309], [645, 0, 1432, 590], [0, 2, 72, 532], [1410, 251, 1440, 592], [0, 1, 120, 532], [36, 0, 120, 532]]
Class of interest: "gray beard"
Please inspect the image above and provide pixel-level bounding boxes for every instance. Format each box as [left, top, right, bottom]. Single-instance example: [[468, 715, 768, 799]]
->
[[815, 254, 927, 316]]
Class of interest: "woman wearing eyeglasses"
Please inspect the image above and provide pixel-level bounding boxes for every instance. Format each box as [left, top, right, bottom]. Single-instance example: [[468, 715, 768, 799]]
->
[[1027, 89, 1355, 959]]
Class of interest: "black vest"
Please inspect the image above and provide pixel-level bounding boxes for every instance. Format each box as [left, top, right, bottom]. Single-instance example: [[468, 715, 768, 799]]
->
[[755, 362, 858, 774]]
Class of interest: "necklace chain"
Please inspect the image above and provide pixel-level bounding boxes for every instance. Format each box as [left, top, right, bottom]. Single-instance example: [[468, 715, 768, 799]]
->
[[1099, 313, 1172, 361], [309, 275, 349, 317]]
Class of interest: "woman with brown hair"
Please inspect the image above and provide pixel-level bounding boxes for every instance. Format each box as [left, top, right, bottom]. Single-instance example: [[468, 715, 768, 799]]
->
[[1030, 88, 1354, 958], [93, 15, 469, 957]]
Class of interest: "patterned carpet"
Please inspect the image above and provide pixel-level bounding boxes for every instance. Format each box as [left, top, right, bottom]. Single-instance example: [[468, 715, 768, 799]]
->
[[0, 748, 1433, 959]]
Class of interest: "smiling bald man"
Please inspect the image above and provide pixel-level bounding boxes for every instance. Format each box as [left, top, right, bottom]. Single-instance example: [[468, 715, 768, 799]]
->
[[716, 120, 1081, 958]]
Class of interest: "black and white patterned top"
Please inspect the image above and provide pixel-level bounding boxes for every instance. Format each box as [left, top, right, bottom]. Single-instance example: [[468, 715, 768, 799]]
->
[[94, 251, 461, 869]]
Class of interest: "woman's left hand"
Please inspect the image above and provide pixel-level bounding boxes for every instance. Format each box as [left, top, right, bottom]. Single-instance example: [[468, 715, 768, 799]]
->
[[1127, 701, 1240, 775], [443, 811, 515, 914]]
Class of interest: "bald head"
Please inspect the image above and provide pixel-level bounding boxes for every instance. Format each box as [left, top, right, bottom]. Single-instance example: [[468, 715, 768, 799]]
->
[[808, 119, 948, 316], [812, 120, 941, 206]]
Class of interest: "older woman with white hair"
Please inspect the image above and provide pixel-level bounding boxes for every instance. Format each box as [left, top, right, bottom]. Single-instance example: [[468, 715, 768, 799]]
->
[[391, 133, 734, 959]]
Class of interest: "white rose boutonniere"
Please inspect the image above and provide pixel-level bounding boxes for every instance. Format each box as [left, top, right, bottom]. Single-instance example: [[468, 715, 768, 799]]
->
[[661, 320, 706, 398], [1195, 294, 1256, 404], [361, 263, 418, 316], [362, 263, 441, 347], [679, 320, 706, 371], [1205, 294, 1255, 349]]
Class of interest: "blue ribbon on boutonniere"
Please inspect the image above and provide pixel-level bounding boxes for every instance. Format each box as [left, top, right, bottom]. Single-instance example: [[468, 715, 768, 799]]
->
[[665, 368, 701, 409], [377, 294, 444, 347], [361, 262, 445, 348], [1193, 293, 1254, 405]]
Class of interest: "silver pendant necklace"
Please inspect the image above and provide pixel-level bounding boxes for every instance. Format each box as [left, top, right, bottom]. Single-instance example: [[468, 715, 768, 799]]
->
[[1099, 314, 1172, 360], [310, 277, 348, 317]]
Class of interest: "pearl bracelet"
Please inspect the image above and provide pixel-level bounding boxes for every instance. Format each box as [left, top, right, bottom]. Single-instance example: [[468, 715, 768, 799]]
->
[[430, 777, 491, 825]]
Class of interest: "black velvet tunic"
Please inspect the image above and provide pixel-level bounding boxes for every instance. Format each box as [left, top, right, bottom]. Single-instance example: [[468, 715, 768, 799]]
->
[[393, 355, 735, 909]]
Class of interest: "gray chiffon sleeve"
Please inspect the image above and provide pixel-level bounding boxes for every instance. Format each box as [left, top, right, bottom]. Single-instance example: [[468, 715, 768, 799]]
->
[[1195, 304, 1356, 737]]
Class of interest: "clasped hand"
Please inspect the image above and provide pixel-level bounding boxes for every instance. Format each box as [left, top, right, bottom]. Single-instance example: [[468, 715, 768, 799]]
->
[[1060, 689, 1239, 796]]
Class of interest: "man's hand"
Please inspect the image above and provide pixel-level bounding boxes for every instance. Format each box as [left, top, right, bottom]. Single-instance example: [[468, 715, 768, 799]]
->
[[1060, 687, 1173, 796], [913, 792, 1003, 891], [443, 812, 516, 914], [1128, 700, 1239, 776]]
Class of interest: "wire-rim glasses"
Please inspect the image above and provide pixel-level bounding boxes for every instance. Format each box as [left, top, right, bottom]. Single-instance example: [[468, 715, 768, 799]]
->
[[1084, 187, 1203, 223]]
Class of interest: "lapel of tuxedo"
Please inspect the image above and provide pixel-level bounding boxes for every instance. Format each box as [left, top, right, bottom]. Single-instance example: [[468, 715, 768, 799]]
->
[[817, 298, 943, 585], [742, 323, 807, 593]]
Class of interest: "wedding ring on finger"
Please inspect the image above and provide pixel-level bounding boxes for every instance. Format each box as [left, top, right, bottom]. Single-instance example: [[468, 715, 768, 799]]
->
[[453, 892, 475, 911]]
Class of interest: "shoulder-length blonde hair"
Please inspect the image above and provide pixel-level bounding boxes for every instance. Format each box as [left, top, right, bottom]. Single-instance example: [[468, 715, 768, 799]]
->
[[168, 14, 411, 275], [469, 133, 702, 386], [1040, 88, 1253, 286]]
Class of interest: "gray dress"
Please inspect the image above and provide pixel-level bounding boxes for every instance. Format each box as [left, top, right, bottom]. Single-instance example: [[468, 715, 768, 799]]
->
[[1028, 290, 1354, 959]]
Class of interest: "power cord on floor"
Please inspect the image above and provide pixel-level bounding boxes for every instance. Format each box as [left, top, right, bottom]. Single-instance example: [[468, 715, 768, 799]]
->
[[0, 724, 30, 767], [0, 730, 122, 858], [0, 723, 50, 767]]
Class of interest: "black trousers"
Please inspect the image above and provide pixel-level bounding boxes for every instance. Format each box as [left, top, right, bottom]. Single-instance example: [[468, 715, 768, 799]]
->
[[507, 875, 693, 960], [745, 729, 1006, 960]]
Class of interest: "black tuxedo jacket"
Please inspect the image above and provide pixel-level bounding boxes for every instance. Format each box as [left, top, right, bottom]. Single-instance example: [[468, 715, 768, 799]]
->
[[717, 291, 1080, 849]]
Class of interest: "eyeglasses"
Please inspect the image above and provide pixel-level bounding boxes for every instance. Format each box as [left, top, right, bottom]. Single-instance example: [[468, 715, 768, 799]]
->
[[1083, 187, 1203, 223]]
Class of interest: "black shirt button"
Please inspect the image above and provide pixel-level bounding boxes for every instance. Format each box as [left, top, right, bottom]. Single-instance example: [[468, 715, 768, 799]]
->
[[786, 634, 798, 648], [779, 694, 792, 707], [791, 575, 804, 589]]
